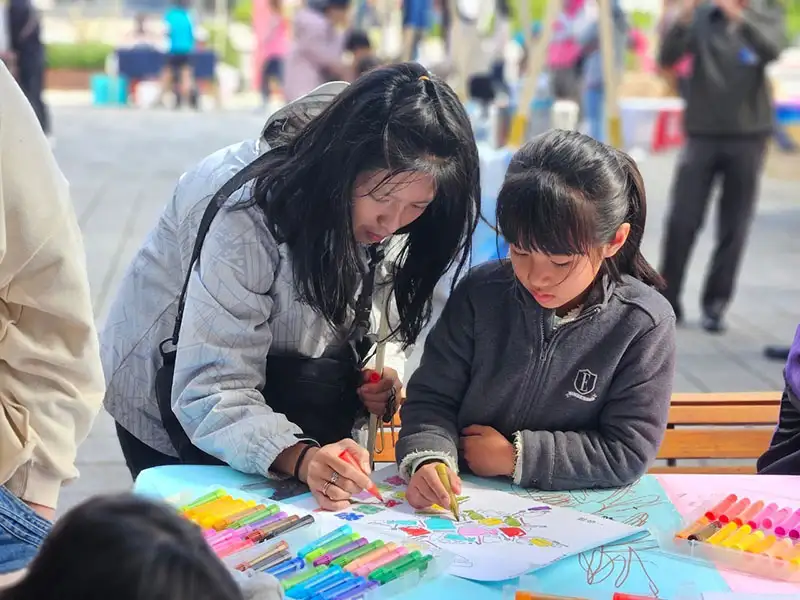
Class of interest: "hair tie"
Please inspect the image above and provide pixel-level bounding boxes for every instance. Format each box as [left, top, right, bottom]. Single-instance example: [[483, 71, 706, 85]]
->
[[419, 75, 430, 82]]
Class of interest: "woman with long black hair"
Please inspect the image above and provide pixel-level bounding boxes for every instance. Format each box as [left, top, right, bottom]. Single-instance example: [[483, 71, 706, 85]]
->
[[101, 64, 480, 510]]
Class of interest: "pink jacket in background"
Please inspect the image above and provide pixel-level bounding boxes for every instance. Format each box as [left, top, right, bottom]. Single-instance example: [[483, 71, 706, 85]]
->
[[284, 7, 344, 102], [262, 14, 289, 59]]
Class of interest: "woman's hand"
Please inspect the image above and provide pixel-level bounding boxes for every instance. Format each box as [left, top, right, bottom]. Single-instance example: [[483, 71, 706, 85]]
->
[[358, 367, 401, 416], [298, 439, 374, 511], [461, 425, 516, 478], [406, 462, 462, 510]]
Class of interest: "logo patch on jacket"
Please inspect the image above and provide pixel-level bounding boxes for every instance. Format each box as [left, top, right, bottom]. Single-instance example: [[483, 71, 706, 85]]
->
[[567, 369, 598, 402]]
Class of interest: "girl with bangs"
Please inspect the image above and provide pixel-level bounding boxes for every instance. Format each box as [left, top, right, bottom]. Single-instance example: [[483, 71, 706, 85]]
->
[[101, 64, 480, 511], [397, 129, 676, 503]]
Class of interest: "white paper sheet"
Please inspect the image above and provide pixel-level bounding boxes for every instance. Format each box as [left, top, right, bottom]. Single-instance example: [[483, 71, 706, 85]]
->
[[295, 465, 645, 582]]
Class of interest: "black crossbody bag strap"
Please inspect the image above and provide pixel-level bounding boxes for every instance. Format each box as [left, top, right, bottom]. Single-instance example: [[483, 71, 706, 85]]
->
[[169, 165, 261, 345]]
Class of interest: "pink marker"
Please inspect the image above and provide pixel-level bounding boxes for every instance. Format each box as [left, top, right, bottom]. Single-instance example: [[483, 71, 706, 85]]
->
[[216, 538, 254, 558], [353, 546, 409, 578], [762, 507, 792, 530], [747, 502, 778, 529], [209, 530, 238, 547], [773, 509, 800, 538], [208, 512, 288, 546]]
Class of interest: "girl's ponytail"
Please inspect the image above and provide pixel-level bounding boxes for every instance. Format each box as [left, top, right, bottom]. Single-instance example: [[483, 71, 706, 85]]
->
[[609, 152, 665, 290]]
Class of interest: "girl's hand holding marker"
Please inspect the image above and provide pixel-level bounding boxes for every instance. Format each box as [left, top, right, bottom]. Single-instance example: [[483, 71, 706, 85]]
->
[[406, 462, 462, 512]]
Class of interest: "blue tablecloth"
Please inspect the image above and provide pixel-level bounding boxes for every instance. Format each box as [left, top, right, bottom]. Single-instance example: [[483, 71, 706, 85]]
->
[[116, 47, 216, 81], [135, 466, 732, 599], [472, 143, 512, 266]]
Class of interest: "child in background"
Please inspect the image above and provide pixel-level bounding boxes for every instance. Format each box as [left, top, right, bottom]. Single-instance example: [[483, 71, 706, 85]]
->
[[0, 494, 283, 600], [260, 0, 289, 109], [344, 30, 380, 78], [397, 130, 676, 506]]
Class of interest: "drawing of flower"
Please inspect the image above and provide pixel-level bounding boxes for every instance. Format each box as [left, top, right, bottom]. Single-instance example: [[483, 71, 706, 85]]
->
[[335, 512, 365, 522]]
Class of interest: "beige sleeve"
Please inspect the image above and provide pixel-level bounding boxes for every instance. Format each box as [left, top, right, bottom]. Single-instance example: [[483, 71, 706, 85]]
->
[[0, 63, 105, 508]]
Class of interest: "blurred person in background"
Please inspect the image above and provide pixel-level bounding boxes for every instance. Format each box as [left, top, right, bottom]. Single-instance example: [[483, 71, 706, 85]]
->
[[658, 0, 786, 333], [284, 0, 351, 102], [547, 0, 591, 103], [259, 0, 289, 111], [577, 0, 629, 142], [162, 0, 198, 109], [9, 0, 50, 140], [345, 29, 380, 78]]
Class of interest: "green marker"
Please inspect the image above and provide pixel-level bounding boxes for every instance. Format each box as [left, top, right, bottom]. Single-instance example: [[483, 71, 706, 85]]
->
[[375, 554, 433, 585], [181, 489, 225, 510], [304, 532, 361, 563], [368, 550, 422, 582], [280, 565, 326, 590], [229, 505, 279, 528], [331, 540, 384, 568]]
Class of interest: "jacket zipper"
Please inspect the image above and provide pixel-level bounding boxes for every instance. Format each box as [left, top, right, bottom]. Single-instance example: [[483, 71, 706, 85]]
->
[[518, 306, 602, 429]]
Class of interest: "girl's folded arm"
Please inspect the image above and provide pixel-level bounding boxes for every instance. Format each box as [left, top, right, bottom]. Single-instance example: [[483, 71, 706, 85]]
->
[[395, 277, 476, 480], [514, 317, 676, 490]]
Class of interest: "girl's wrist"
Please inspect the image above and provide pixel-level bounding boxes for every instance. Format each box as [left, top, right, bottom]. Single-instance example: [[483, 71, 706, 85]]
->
[[296, 446, 319, 483]]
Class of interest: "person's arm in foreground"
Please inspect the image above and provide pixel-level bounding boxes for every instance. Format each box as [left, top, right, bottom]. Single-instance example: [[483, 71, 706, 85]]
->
[[171, 201, 371, 509], [395, 277, 474, 509], [0, 63, 105, 518], [514, 318, 676, 490]]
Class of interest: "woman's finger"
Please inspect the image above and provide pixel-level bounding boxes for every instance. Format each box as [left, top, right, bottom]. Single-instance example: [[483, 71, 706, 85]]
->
[[319, 483, 351, 502], [315, 449, 372, 491], [313, 491, 351, 512]]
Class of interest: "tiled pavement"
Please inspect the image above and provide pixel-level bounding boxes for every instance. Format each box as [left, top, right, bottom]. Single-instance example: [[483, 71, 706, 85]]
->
[[50, 106, 800, 515]]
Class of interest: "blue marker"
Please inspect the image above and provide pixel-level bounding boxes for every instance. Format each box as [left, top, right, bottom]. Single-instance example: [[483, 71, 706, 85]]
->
[[286, 565, 344, 599], [303, 572, 355, 598], [265, 557, 305, 579], [322, 578, 378, 600], [298, 525, 353, 558]]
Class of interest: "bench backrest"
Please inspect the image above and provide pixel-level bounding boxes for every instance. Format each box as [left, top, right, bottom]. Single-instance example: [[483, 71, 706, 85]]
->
[[652, 392, 781, 474], [374, 391, 783, 474]]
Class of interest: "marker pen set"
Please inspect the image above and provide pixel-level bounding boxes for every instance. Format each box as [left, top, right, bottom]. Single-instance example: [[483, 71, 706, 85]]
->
[[180, 489, 437, 599], [179, 489, 315, 559], [668, 493, 800, 581]]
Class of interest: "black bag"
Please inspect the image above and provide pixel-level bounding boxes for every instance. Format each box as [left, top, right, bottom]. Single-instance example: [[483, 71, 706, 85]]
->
[[155, 169, 384, 465]]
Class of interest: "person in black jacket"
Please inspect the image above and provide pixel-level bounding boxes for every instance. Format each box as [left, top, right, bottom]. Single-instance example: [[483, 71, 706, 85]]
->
[[9, 0, 50, 137], [658, 0, 785, 333]]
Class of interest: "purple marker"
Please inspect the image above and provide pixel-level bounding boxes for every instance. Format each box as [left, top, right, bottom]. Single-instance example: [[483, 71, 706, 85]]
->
[[313, 538, 369, 566], [774, 509, 800, 538]]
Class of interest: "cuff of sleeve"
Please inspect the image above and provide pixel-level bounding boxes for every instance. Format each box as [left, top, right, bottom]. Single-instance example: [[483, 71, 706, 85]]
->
[[5, 462, 62, 509], [512, 431, 524, 486], [399, 451, 458, 482], [515, 430, 554, 490], [254, 431, 313, 481]]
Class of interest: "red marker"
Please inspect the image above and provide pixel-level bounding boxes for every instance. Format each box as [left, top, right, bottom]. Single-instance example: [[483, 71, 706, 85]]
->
[[338, 449, 384, 503], [368, 371, 381, 383], [613, 594, 663, 600]]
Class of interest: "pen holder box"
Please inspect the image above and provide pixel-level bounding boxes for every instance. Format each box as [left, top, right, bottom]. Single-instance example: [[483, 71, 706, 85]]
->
[[174, 486, 454, 599], [653, 492, 800, 582]]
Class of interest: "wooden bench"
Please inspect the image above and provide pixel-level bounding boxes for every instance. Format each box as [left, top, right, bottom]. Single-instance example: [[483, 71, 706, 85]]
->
[[652, 391, 781, 474], [372, 391, 783, 474]]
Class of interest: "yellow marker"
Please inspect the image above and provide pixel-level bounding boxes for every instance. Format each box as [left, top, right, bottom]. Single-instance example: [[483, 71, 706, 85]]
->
[[720, 525, 753, 548], [676, 516, 710, 540], [747, 533, 777, 554], [184, 495, 234, 518], [198, 500, 256, 529], [764, 538, 795, 560], [434, 463, 460, 522], [732, 530, 764, 551], [706, 522, 738, 546]]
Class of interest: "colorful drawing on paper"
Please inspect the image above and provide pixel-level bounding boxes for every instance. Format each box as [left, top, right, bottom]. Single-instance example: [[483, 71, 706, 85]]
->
[[487, 478, 731, 598], [294, 465, 644, 582]]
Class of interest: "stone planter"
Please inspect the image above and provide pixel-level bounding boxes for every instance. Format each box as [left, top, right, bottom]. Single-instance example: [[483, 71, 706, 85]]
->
[[45, 68, 93, 90]]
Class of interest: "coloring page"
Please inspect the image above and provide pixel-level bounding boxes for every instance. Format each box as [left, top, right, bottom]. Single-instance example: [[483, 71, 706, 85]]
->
[[294, 465, 645, 581]]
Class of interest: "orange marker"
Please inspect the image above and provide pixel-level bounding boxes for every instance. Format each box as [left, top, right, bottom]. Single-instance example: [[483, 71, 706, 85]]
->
[[704, 494, 738, 520], [338, 449, 384, 503], [344, 542, 397, 572], [763, 538, 795, 560], [676, 516, 710, 540], [719, 498, 751, 524], [733, 500, 764, 527]]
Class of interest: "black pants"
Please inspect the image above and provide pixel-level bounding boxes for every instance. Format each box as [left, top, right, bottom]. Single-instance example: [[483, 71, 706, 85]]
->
[[115, 422, 180, 480], [659, 136, 767, 316], [17, 53, 50, 135]]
